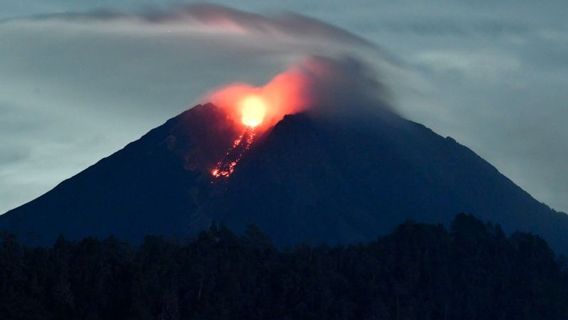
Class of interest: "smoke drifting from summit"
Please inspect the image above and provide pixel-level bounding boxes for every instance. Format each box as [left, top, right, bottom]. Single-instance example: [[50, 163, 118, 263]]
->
[[207, 55, 394, 128], [205, 54, 393, 180]]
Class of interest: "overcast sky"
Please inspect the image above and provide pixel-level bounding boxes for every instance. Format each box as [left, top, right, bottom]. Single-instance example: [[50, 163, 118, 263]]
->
[[1, 0, 567, 214]]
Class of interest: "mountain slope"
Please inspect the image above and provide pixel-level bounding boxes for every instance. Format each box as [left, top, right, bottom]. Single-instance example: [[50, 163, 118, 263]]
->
[[1, 104, 567, 253], [0, 104, 238, 244], [207, 113, 568, 250]]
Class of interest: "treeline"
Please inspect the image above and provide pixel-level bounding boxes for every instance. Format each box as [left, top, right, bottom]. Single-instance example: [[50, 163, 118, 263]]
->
[[1, 214, 567, 320]]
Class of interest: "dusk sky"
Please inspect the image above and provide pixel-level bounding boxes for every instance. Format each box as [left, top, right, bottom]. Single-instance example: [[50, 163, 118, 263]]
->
[[1, 0, 567, 214]]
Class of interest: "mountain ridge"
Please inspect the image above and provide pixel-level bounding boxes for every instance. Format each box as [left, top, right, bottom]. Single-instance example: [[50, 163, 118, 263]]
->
[[1, 103, 567, 254]]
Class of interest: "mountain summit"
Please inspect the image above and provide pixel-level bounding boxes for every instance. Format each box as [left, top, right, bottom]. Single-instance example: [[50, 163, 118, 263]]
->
[[2, 103, 567, 252]]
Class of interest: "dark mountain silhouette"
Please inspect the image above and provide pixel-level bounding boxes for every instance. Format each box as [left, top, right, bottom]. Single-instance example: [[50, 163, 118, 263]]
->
[[1, 103, 567, 253]]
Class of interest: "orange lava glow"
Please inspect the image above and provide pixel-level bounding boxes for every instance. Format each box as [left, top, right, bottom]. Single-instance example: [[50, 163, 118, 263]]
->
[[206, 62, 315, 179], [207, 64, 310, 132], [211, 130, 256, 178], [240, 95, 267, 128]]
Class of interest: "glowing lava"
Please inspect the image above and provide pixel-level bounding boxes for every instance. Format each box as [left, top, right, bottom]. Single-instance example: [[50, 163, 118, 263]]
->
[[207, 61, 313, 179], [207, 60, 311, 132], [240, 95, 267, 128], [210, 95, 271, 179], [211, 130, 256, 178]]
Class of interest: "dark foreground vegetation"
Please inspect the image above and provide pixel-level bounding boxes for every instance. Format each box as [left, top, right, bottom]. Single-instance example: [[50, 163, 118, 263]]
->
[[1, 214, 567, 320]]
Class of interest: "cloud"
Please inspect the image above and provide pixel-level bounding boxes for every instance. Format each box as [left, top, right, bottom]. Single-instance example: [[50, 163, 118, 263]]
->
[[6, 3, 373, 49], [412, 50, 522, 82]]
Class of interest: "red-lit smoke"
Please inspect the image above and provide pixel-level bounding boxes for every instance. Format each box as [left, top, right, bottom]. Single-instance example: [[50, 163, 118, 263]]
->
[[206, 56, 388, 178], [207, 55, 388, 132], [207, 62, 311, 132]]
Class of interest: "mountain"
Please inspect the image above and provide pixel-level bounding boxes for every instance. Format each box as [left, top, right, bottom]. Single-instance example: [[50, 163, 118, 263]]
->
[[1, 103, 568, 253]]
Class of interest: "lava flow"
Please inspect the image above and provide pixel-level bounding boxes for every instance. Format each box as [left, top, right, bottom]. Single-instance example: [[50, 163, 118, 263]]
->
[[208, 61, 313, 179], [211, 129, 256, 178], [211, 94, 267, 179]]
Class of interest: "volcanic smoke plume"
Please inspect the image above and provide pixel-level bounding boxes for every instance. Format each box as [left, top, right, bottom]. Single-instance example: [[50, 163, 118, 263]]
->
[[208, 55, 392, 124], [205, 55, 393, 178]]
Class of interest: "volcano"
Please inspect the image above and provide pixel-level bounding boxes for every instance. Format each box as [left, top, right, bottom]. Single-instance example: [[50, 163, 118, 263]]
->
[[1, 103, 567, 253]]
